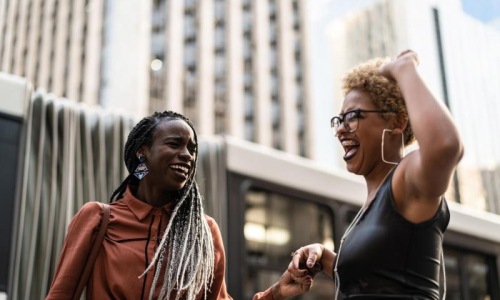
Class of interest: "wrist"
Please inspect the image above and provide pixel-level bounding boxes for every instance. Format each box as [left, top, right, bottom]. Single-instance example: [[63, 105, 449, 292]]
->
[[316, 243, 326, 266], [271, 282, 283, 300]]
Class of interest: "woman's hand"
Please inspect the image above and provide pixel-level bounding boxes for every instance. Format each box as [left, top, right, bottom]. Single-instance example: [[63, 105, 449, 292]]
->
[[378, 49, 419, 82], [270, 263, 313, 300], [290, 243, 335, 279], [269, 243, 336, 299]]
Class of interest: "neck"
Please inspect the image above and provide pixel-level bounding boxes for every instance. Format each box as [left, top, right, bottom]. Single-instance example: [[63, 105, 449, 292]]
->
[[364, 164, 394, 204], [134, 183, 178, 207]]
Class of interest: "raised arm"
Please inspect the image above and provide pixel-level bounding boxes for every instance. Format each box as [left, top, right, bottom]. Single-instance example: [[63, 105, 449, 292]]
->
[[379, 50, 464, 220]]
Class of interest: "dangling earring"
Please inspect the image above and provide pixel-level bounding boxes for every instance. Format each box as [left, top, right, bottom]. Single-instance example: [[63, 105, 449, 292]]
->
[[381, 129, 405, 165], [133, 156, 149, 180]]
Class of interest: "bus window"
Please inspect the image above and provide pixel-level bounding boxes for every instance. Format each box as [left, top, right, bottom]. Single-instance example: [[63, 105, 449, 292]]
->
[[243, 187, 335, 299], [443, 249, 461, 299], [444, 247, 496, 300]]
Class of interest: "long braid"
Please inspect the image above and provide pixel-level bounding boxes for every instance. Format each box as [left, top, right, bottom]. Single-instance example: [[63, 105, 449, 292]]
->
[[112, 111, 215, 299]]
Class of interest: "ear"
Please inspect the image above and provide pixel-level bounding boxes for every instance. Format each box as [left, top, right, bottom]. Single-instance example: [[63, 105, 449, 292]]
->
[[392, 115, 408, 135], [136, 145, 149, 159]]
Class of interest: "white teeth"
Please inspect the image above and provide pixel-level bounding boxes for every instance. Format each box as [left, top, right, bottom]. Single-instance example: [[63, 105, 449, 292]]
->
[[171, 165, 189, 173], [341, 140, 358, 146]]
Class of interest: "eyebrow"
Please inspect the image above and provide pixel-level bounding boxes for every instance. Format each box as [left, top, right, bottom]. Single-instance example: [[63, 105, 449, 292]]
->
[[163, 136, 196, 144]]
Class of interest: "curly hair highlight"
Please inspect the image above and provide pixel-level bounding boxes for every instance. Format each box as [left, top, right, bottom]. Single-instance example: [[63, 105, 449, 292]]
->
[[342, 58, 415, 145]]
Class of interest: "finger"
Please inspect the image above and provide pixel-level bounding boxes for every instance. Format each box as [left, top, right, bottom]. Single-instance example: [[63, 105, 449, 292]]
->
[[293, 273, 313, 286], [398, 50, 419, 66], [287, 261, 308, 279], [306, 248, 321, 268], [291, 249, 302, 269], [398, 49, 413, 58]]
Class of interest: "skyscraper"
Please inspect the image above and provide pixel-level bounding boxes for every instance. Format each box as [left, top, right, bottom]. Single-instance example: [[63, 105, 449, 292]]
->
[[0, 0, 313, 157], [326, 0, 500, 213]]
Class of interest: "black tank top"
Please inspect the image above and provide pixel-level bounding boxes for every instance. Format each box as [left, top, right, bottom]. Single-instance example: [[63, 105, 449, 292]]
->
[[336, 168, 450, 299]]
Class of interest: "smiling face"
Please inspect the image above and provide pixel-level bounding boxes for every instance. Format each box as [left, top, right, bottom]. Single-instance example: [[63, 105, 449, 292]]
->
[[337, 89, 391, 175], [140, 119, 197, 193]]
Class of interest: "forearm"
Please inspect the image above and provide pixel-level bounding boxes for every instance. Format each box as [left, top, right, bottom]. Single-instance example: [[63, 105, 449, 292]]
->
[[395, 65, 463, 160]]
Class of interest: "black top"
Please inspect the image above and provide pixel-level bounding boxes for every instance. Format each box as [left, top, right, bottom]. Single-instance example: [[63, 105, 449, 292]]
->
[[336, 168, 450, 300]]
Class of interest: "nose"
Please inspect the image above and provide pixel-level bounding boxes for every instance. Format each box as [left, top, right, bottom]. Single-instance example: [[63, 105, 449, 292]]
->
[[335, 122, 349, 136], [179, 146, 194, 161]]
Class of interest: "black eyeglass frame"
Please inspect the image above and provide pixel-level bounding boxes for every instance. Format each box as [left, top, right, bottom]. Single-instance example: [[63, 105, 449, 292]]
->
[[330, 109, 394, 134]]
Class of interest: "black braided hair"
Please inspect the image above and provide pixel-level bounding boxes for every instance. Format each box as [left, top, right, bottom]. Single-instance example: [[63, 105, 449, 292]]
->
[[110, 111, 198, 202], [110, 111, 215, 299]]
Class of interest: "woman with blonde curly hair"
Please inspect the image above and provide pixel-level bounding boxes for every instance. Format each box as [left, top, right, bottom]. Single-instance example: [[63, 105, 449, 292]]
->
[[258, 50, 464, 299]]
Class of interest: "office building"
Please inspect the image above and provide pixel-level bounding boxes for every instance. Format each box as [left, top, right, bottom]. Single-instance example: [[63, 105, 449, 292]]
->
[[327, 0, 500, 212], [0, 0, 313, 157]]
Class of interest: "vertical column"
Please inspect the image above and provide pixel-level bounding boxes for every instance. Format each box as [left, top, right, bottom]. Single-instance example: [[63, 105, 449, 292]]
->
[[165, 0, 184, 112], [37, 0, 56, 91], [197, 0, 215, 135], [13, 0, 29, 76], [100, 0, 150, 117], [67, 0, 85, 101], [51, 0, 70, 96], [253, 0, 272, 147], [0, 0, 16, 72], [24, 0, 43, 82], [277, 1, 297, 154], [82, 0, 104, 106], [298, 0, 313, 158], [226, 0, 244, 138]]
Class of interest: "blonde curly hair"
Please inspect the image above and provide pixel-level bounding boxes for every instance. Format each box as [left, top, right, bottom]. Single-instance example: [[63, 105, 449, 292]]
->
[[342, 58, 415, 145]]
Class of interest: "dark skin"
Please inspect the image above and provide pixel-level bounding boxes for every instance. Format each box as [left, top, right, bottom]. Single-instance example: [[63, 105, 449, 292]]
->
[[272, 50, 464, 298], [133, 119, 197, 207]]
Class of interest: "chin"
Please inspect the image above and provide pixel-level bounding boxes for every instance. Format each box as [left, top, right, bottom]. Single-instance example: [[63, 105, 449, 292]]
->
[[345, 163, 362, 176]]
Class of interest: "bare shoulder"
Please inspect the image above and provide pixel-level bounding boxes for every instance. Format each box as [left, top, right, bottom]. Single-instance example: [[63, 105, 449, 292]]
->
[[391, 153, 442, 223]]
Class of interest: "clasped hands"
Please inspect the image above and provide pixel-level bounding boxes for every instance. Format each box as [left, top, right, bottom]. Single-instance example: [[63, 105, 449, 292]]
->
[[271, 243, 327, 300]]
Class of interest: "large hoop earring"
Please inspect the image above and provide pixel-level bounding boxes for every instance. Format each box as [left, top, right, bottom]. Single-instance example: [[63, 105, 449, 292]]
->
[[381, 129, 405, 165], [133, 156, 149, 180]]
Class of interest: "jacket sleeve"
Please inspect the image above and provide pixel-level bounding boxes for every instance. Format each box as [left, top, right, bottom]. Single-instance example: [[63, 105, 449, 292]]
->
[[205, 216, 233, 300], [45, 202, 104, 300]]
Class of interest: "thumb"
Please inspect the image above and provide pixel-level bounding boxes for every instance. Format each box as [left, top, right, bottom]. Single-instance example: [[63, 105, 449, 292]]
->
[[306, 244, 323, 268]]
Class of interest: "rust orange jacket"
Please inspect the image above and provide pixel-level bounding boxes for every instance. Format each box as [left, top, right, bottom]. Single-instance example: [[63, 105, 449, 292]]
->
[[46, 187, 232, 300]]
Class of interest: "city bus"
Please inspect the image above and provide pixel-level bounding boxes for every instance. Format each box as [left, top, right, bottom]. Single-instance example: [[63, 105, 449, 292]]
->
[[197, 136, 500, 300]]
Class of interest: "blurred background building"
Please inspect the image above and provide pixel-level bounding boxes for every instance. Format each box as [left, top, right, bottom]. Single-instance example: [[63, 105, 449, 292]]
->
[[2, 0, 500, 298], [0, 0, 313, 157], [1, 0, 500, 213], [321, 0, 500, 213], [0, 0, 500, 213]]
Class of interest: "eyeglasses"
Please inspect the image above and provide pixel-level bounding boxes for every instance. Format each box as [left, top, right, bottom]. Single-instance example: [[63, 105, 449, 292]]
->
[[330, 109, 393, 135]]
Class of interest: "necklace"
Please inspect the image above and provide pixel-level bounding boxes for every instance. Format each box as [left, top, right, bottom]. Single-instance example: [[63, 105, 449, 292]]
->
[[332, 167, 395, 300]]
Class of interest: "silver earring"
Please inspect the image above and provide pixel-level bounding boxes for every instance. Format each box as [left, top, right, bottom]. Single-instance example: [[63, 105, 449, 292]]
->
[[133, 156, 148, 180], [381, 129, 405, 165]]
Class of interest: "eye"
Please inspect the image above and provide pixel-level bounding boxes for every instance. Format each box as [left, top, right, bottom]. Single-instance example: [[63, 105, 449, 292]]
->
[[333, 117, 341, 126], [166, 141, 180, 148], [345, 111, 358, 122]]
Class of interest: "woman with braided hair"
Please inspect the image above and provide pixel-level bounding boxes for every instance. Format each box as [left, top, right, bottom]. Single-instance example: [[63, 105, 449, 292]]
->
[[46, 111, 232, 299]]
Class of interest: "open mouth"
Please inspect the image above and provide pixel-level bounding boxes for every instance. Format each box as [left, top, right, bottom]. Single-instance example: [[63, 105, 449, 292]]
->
[[170, 164, 190, 177], [341, 139, 359, 161]]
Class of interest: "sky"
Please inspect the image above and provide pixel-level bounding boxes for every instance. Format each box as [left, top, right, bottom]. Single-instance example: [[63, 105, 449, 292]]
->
[[461, 0, 500, 22], [306, 0, 500, 167], [307, 0, 379, 166]]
